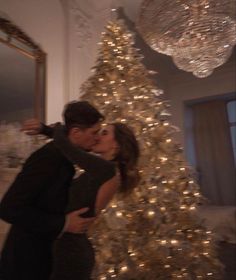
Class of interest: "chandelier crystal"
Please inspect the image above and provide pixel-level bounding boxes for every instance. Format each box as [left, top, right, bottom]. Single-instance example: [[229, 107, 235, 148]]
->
[[137, 0, 236, 77]]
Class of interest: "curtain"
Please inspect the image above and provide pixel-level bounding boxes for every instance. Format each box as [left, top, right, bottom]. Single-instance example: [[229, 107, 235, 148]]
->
[[192, 100, 236, 205]]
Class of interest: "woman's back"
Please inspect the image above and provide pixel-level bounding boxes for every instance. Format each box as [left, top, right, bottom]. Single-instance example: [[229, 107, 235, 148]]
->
[[50, 158, 115, 280], [66, 170, 110, 217]]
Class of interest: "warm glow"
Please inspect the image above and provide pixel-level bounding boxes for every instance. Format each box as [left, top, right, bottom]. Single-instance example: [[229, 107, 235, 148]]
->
[[147, 210, 155, 217], [149, 198, 157, 203], [120, 266, 128, 272], [116, 211, 123, 217]]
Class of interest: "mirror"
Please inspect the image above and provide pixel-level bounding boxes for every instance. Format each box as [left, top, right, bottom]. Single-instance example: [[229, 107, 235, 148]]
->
[[0, 16, 46, 123], [0, 15, 46, 248]]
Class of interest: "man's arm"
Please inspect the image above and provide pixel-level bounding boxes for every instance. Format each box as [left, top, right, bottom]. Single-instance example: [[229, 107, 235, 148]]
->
[[64, 208, 95, 234]]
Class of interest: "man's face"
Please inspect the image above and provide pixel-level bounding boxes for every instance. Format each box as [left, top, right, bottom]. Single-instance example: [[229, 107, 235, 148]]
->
[[69, 122, 101, 150]]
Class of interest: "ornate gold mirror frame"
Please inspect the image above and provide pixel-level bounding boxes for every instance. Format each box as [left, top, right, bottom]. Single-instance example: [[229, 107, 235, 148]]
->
[[0, 16, 46, 121]]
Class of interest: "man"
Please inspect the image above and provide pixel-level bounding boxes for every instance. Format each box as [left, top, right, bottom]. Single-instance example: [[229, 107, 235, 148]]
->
[[0, 101, 107, 280]]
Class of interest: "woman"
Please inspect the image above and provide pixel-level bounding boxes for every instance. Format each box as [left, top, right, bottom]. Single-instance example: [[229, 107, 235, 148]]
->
[[23, 120, 140, 280]]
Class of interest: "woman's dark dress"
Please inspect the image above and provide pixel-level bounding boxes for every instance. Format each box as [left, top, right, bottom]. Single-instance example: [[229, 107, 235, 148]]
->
[[50, 172, 113, 280], [41, 124, 115, 280]]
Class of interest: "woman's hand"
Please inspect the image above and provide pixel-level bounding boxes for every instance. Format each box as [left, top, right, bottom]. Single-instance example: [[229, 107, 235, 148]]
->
[[21, 119, 42, 135]]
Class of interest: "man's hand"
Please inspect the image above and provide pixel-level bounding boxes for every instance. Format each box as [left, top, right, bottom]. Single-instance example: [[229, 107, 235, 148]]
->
[[21, 119, 42, 135], [65, 208, 95, 234]]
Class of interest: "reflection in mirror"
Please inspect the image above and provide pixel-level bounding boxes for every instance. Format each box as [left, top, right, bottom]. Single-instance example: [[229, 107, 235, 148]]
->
[[0, 15, 47, 248], [0, 16, 46, 169], [0, 15, 46, 123], [0, 43, 35, 122]]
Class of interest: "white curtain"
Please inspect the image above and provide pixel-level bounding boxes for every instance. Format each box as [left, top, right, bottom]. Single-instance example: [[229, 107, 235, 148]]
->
[[192, 100, 236, 205]]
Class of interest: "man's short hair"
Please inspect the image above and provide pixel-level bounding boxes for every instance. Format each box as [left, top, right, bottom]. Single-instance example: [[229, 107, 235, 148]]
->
[[63, 101, 104, 130]]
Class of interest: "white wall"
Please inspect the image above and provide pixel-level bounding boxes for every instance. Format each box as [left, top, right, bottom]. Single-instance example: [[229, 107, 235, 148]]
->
[[167, 62, 236, 148], [61, 0, 115, 100], [0, 0, 67, 123]]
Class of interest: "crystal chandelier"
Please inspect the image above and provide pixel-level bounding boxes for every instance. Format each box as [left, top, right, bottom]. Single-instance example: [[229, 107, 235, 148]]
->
[[137, 0, 236, 78]]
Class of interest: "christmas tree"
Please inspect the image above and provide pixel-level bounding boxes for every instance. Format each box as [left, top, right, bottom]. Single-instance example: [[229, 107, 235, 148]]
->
[[81, 21, 223, 280]]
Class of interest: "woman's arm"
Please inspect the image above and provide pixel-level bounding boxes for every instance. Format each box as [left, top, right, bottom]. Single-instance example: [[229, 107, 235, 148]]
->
[[95, 173, 120, 215], [22, 121, 116, 181], [22, 119, 56, 138], [40, 123, 55, 138]]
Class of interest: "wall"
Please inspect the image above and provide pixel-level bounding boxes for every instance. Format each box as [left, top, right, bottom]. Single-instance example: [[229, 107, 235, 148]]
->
[[0, 0, 67, 123], [167, 62, 236, 148], [61, 0, 115, 100], [61, 0, 149, 101]]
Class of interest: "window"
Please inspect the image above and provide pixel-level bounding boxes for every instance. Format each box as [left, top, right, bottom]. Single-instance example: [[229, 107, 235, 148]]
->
[[227, 100, 236, 165]]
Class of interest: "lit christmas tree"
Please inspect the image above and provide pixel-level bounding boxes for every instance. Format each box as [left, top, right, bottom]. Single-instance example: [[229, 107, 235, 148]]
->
[[81, 21, 223, 280]]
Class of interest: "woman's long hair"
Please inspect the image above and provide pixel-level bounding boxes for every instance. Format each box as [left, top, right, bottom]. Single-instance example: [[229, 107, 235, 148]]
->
[[112, 123, 140, 194]]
